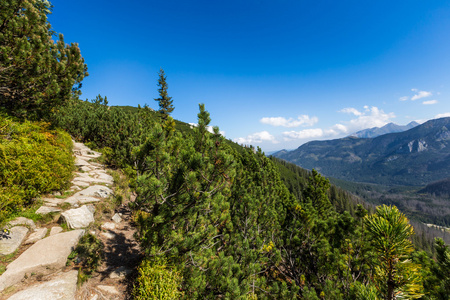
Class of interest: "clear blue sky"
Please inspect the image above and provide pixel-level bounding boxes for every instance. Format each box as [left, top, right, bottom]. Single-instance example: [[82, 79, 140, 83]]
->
[[50, 0, 450, 151]]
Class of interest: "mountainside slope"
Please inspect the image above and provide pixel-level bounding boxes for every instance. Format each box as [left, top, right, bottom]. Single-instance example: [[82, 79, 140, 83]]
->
[[274, 117, 450, 186]]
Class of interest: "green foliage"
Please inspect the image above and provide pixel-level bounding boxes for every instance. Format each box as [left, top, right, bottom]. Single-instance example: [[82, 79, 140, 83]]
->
[[133, 257, 183, 300], [154, 68, 174, 118], [0, 0, 88, 120], [68, 233, 103, 279], [365, 205, 423, 299], [0, 115, 73, 226]]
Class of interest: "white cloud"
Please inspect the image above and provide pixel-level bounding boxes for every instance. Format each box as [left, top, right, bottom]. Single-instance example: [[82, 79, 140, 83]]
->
[[234, 131, 278, 144], [280, 106, 394, 143], [339, 107, 362, 116], [282, 129, 324, 141], [422, 100, 438, 105], [435, 112, 450, 118], [260, 115, 318, 128], [411, 90, 432, 101], [399, 96, 409, 101], [340, 106, 395, 131], [189, 123, 225, 136]]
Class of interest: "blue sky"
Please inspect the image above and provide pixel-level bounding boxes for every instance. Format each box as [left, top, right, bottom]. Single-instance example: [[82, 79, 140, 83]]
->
[[50, 0, 450, 151]]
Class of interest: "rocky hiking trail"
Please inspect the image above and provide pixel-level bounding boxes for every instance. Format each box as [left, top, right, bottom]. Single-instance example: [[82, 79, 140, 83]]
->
[[0, 142, 141, 300]]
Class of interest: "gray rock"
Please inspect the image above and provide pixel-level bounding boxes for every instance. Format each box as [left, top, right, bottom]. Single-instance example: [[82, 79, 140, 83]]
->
[[41, 198, 64, 207], [0, 229, 84, 292], [111, 213, 122, 223], [71, 180, 90, 187], [109, 266, 132, 279], [100, 232, 115, 239], [49, 227, 63, 236], [80, 166, 92, 172], [101, 222, 116, 231], [6, 270, 78, 300], [35, 206, 61, 215], [24, 228, 48, 245], [75, 185, 113, 198], [75, 157, 90, 166], [60, 205, 95, 229], [97, 285, 120, 295], [69, 185, 81, 191], [0, 226, 29, 255], [52, 191, 62, 196], [64, 195, 100, 206], [7, 217, 36, 230]]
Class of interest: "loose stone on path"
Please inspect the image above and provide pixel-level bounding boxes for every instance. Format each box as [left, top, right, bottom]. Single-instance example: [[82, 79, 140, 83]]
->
[[0, 226, 29, 256], [24, 228, 48, 245], [60, 205, 95, 229]]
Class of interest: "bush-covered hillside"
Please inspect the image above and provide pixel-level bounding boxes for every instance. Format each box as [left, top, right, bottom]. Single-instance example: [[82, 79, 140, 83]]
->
[[0, 115, 74, 226]]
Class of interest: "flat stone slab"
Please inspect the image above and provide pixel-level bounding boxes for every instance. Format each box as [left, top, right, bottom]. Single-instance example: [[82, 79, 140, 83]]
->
[[49, 227, 63, 236], [36, 206, 61, 215], [7, 270, 78, 300], [64, 195, 100, 206], [0, 229, 84, 292], [24, 228, 48, 245], [7, 217, 36, 230], [0, 226, 29, 256], [74, 185, 113, 198], [60, 205, 95, 229], [41, 198, 65, 207], [97, 285, 120, 295]]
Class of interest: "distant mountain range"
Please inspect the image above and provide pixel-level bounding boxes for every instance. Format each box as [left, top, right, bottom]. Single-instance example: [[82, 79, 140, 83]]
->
[[273, 117, 450, 186], [350, 121, 419, 138]]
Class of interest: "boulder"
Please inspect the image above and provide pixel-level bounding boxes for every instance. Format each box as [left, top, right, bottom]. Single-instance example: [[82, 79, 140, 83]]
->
[[60, 206, 95, 229], [7, 270, 78, 300], [0, 226, 29, 256], [0, 229, 84, 292], [7, 217, 36, 230], [101, 222, 116, 231], [24, 228, 48, 245]]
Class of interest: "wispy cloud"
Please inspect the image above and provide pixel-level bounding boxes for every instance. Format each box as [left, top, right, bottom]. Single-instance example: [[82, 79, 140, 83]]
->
[[339, 107, 363, 116], [234, 131, 278, 144], [283, 128, 324, 141], [422, 100, 438, 105], [399, 96, 409, 101], [411, 89, 432, 101], [435, 112, 450, 118], [281, 106, 394, 142], [260, 115, 318, 128]]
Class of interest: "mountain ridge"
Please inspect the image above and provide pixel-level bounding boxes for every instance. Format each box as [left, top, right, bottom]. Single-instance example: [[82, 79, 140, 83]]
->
[[274, 117, 450, 186], [350, 121, 419, 138]]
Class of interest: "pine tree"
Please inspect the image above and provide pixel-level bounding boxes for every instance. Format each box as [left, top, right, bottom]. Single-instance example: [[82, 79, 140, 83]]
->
[[154, 68, 174, 118], [364, 205, 424, 299], [0, 0, 88, 120]]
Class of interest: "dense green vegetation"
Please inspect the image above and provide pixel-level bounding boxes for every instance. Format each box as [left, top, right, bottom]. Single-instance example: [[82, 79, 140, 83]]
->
[[4, 1, 450, 299], [0, 115, 73, 226]]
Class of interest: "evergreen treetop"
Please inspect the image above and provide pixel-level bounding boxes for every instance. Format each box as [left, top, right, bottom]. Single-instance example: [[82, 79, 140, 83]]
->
[[154, 68, 174, 118]]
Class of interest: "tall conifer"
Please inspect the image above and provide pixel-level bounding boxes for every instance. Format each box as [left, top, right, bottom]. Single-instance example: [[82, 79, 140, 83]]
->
[[154, 68, 174, 118]]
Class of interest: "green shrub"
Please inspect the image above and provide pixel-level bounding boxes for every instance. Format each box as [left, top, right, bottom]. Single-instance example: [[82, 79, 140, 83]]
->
[[133, 258, 183, 300], [0, 115, 74, 225]]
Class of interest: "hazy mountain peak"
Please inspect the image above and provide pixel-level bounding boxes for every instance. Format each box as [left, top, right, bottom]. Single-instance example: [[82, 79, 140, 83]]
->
[[350, 121, 419, 138]]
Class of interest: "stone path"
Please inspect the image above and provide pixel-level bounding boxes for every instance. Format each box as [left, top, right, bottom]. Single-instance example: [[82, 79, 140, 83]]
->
[[0, 142, 140, 300]]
